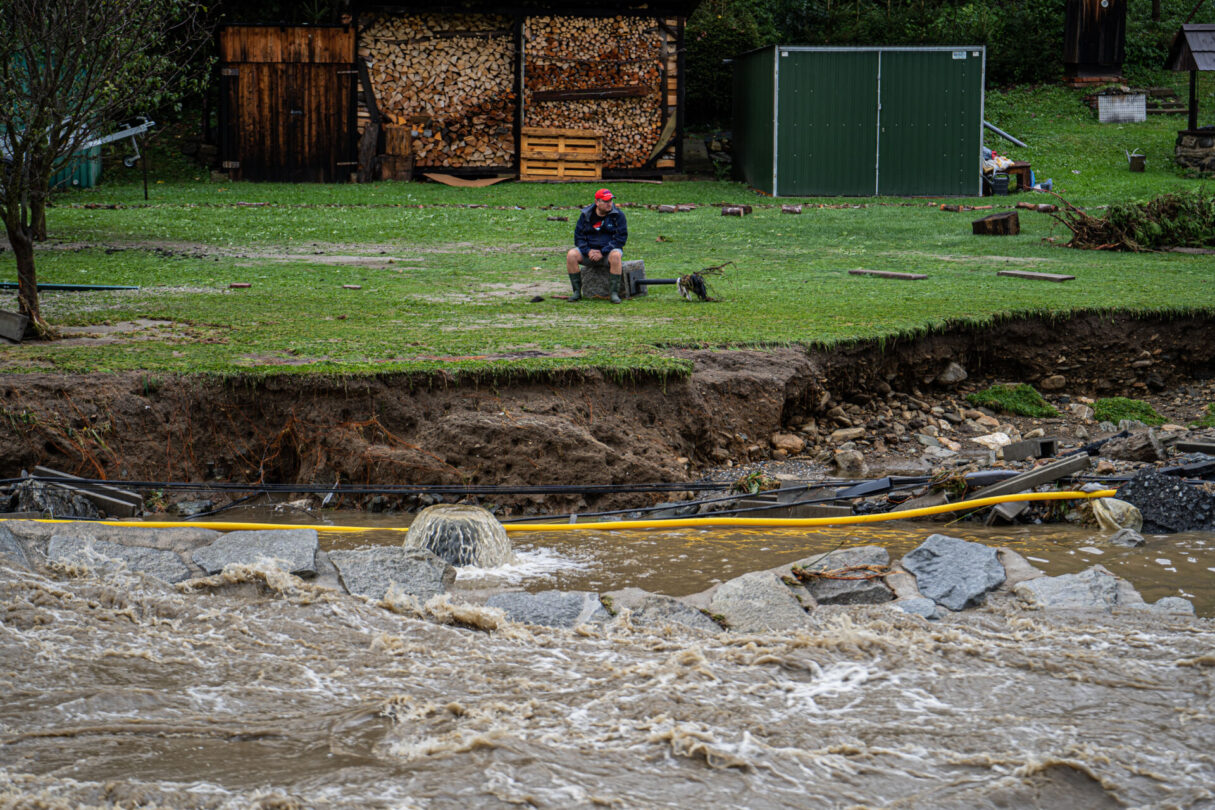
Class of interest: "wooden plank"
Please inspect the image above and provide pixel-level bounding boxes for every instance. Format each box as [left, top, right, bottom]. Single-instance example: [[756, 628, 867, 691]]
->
[[521, 127, 604, 138], [849, 269, 927, 280], [1174, 441, 1215, 455], [997, 270, 1076, 282], [970, 455, 1091, 501], [518, 150, 605, 162], [532, 85, 650, 102]]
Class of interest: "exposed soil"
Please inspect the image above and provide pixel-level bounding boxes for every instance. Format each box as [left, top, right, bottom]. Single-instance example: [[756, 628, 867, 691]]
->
[[1, 311, 1213, 515]]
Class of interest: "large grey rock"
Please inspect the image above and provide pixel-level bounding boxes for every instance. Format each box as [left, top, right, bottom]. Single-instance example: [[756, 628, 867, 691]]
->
[[1108, 528, 1146, 548], [13, 480, 101, 519], [328, 546, 455, 601], [901, 534, 1005, 611], [995, 548, 1046, 591], [1013, 565, 1138, 611], [605, 588, 721, 632], [891, 598, 941, 621], [486, 590, 610, 628], [709, 571, 812, 633], [1117, 466, 1215, 533], [1149, 596, 1195, 615], [48, 535, 192, 583], [0, 524, 31, 569], [1102, 432, 1164, 462], [191, 529, 318, 576], [793, 546, 893, 605], [405, 504, 513, 567]]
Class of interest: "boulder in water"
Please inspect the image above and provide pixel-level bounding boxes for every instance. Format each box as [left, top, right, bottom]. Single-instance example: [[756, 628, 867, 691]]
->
[[405, 504, 513, 567]]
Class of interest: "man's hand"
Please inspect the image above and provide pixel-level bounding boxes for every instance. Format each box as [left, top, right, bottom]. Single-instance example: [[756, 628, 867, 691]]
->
[[588, 249, 603, 262]]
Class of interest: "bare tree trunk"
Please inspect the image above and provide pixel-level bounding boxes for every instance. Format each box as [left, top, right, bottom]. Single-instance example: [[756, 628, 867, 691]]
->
[[5, 220, 48, 336], [31, 189, 48, 242]]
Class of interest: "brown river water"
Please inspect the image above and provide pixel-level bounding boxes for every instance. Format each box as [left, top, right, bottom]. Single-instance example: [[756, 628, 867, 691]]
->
[[2, 511, 1213, 808]]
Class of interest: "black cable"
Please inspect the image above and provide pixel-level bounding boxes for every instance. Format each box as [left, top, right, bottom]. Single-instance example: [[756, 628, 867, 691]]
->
[[182, 492, 264, 520], [501, 480, 875, 524], [6, 475, 736, 497]]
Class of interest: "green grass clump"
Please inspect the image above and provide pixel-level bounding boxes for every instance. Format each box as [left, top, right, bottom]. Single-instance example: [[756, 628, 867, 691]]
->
[[1092, 396, 1164, 426], [967, 384, 1058, 418], [1188, 404, 1215, 429]]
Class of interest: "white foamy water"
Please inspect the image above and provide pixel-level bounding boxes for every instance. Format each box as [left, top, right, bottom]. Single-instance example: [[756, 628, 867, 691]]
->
[[2, 518, 1214, 809]]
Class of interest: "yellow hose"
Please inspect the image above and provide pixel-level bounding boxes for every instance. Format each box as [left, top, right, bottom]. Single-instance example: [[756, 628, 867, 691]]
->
[[2, 489, 1117, 534]]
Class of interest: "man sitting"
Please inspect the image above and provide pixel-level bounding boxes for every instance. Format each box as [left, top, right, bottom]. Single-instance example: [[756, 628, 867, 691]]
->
[[565, 187, 628, 303]]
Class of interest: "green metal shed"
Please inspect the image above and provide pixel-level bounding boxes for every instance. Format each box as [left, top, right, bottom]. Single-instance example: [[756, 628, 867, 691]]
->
[[732, 46, 986, 197]]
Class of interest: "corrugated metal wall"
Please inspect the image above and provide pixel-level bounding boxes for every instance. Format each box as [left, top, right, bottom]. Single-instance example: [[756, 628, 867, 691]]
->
[[734, 46, 984, 197], [876, 49, 984, 196], [732, 50, 775, 193], [776, 50, 878, 196]]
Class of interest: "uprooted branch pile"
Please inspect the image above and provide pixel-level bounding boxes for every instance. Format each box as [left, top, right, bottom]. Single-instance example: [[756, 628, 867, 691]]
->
[[1050, 190, 1215, 251]]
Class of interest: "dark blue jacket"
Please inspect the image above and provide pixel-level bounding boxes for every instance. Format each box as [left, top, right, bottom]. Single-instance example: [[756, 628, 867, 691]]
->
[[574, 204, 628, 254]]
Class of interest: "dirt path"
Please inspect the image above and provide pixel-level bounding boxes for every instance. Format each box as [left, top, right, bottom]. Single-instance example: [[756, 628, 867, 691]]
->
[[1, 312, 1212, 514]]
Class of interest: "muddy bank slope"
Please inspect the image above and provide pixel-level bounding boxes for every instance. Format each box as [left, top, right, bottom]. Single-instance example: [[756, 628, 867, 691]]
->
[[1, 312, 1212, 511]]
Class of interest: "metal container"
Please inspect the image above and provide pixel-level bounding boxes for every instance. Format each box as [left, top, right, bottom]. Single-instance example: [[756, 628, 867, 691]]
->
[[1098, 94, 1146, 123], [732, 46, 985, 197]]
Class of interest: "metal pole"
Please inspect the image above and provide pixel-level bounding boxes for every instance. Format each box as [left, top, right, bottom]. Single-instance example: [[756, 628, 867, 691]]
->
[[983, 120, 1028, 148]]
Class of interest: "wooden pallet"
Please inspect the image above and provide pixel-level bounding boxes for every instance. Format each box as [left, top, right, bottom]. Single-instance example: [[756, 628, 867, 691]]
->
[[519, 157, 601, 181], [520, 127, 602, 181]]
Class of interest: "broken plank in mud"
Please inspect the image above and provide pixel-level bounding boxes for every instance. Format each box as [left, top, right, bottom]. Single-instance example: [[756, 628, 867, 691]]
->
[[969, 455, 1091, 501], [997, 270, 1075, 282], [849, 270, 927, 281]]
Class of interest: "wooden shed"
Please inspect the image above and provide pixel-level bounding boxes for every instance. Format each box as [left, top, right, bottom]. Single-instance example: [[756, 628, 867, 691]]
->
[[219, 2, 695, 182], [1063, 0, 1127, 83], [1165, 24, 1215, 175], [219, 25, 359, 182], [352, 0, 696, 179]]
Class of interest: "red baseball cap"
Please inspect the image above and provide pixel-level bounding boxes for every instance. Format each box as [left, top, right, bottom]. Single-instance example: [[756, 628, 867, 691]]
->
[[594, 188, 613, 201]]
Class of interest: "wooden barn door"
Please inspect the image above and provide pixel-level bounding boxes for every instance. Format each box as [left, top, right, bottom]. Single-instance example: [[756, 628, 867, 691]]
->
[[219, 26, 357, 182]]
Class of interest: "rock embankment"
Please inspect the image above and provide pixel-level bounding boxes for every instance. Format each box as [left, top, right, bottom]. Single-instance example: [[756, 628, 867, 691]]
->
[[0, 520, 1195, 633]]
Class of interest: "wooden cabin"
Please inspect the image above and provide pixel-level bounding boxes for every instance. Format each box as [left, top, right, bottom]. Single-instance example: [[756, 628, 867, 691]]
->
[[1063, 0, 1127, 83], [218, 0, 697, 182]]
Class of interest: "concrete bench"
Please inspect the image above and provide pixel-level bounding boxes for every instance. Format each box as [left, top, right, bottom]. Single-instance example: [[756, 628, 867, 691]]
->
[[578, 258, 647, 299]]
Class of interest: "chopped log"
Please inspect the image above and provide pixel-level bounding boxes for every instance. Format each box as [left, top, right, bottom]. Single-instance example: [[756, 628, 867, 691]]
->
[[1016, 201, 1059, 213], [722, 205, 752, 216], [380, 155, 413, 181], [781, 204, 802, 214], [657, 204, 677, 213], [972, 211, 1020, 235], [997, 270, 1075, 282], [356, 121, 380, 183], [849, 269, 928, 280]]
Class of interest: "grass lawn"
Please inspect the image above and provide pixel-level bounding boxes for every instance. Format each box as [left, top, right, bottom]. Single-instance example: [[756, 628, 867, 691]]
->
[[2, 83, 1213, 378]]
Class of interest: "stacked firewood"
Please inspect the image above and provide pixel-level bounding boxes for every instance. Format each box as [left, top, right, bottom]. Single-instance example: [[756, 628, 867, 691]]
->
[[523, 16, 667, 168], [359, 13, 515, 167]]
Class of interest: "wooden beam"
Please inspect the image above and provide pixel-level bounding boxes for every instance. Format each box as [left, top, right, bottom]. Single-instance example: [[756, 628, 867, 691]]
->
[[849, 269, 927, 280], [532, 86, 651, 102], [997, 270, 1076, 282]]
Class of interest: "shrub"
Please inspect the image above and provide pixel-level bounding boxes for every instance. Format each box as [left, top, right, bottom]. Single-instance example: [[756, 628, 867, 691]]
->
[[1093, 397, 1164, 426], [966, 384, 1058, 418]]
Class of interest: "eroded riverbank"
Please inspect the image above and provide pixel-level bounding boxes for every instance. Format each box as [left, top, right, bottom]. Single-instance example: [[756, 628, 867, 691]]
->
[[2, 312, 1214, 518]]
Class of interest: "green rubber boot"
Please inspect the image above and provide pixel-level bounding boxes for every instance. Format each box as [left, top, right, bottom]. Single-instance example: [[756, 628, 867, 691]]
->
[[568, 273, 582, 302], [609, 274, 622, 304]]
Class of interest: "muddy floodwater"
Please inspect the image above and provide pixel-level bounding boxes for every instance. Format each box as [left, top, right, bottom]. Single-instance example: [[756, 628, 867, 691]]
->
[[3, 513, 1214, 808]]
